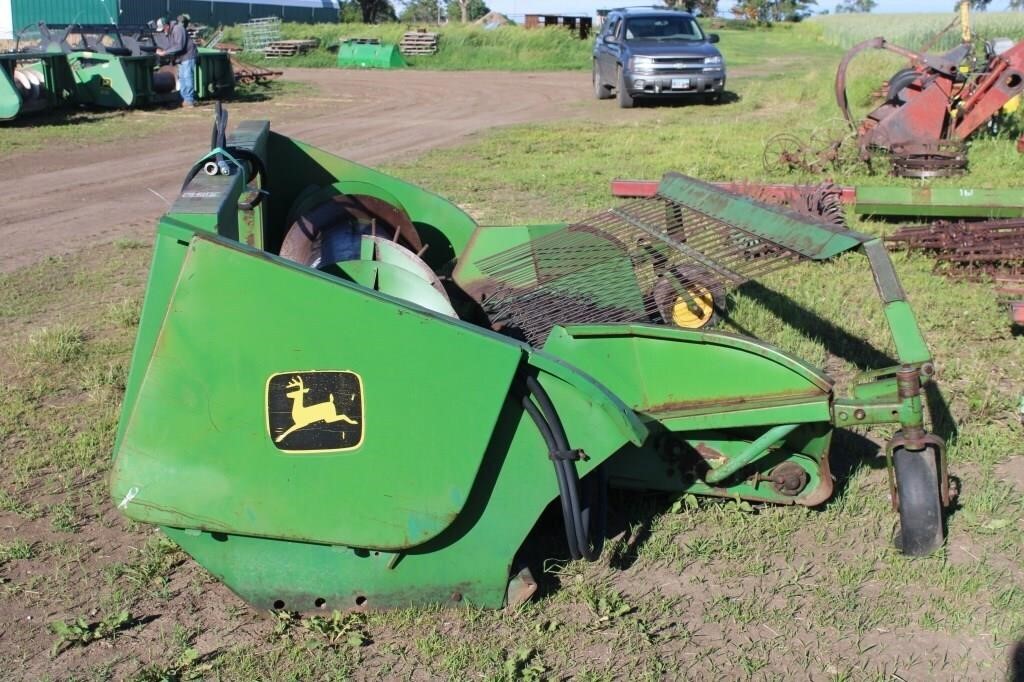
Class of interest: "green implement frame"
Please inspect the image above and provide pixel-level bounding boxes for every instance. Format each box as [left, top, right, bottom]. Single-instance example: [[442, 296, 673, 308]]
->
[[60, 48, 233, 108], [611, 179, 1024, 220], [853, 186, 1024, 218], [110, 118, 949, 612]]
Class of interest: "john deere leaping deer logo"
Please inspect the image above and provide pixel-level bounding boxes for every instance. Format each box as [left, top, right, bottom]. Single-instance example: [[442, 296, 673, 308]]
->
[[266, 371, 364, 452], [277, 376, 359, 442]]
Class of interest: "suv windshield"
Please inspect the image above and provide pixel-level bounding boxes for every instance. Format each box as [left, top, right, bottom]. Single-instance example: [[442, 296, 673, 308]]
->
[[624, 16, 704, 42]]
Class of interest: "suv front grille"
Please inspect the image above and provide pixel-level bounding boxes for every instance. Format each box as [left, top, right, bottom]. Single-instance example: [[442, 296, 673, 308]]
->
[[648, 56, 705, 72]]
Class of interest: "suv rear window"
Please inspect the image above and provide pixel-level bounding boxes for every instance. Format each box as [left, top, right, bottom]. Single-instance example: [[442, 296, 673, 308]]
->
[[624, 16, 703, 41]]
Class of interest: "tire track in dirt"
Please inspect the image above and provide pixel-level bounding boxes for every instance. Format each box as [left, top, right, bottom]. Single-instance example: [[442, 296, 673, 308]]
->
[[0, 68, 589, 273]]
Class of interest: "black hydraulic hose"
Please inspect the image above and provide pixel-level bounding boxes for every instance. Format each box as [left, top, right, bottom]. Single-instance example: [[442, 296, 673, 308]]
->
[[181, 104, 227, 192], [525, 376, 604, 562], [553, 462, 580, 560], [212, 101, 228, 155], [178, 146, 267, 202], [526, 377, 567, 446], [178, 105, 268, 211], [524, 378, 592, 557], [560, 457, 591, 559], [520, 394, 581, 560], [587, 465, 608, 557]]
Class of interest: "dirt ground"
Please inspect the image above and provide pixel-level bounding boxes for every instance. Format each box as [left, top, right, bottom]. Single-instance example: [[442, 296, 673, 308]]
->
[[0, 68, 588, 273]]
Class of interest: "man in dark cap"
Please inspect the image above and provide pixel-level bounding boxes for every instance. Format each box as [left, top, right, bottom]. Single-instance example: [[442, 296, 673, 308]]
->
[[155, 16, 198, 107]]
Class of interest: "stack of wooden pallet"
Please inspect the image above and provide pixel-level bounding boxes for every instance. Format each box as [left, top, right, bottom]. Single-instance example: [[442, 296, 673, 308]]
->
[[263, 39, 320, 58], [399, 32, 438, 56]]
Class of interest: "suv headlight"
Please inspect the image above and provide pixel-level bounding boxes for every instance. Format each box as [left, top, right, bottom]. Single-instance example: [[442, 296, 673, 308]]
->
[[703, 55, 723, 73], [629, 56, 656, 71]]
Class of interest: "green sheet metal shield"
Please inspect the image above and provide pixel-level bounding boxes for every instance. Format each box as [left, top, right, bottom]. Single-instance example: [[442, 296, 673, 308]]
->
[[111, 234, 525, 550]]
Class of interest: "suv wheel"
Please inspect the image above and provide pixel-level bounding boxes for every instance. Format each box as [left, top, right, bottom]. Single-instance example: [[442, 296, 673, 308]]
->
[[704, 92, 722, 105], [593, 62, 612, 100], [616, 65, 634, 109]]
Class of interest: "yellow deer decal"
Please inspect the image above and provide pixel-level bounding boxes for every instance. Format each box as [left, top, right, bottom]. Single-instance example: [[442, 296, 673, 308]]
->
[[275, 376, 359, 443]]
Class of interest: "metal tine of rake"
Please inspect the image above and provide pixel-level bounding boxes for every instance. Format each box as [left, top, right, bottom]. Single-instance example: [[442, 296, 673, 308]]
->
[[604, 203, 792, 277], [476, 195, 808, 343], [491, 214, 795, 289]]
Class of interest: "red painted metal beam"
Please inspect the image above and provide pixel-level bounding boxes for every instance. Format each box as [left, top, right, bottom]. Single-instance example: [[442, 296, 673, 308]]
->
[[610, 179, 857, 204], [956, 42, 1024, 139], [610, 179, 659, 198]]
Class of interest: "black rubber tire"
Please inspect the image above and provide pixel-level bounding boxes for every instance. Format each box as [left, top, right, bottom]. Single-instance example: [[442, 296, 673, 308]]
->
[[593, 62, 612, 100], [704, 92, 722, 105], [616, 66, 634, 109], [893, 447, 944, 556]]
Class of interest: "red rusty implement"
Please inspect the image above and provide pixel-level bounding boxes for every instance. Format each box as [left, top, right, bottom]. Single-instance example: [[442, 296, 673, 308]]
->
[[834, 33, 1024, 172]]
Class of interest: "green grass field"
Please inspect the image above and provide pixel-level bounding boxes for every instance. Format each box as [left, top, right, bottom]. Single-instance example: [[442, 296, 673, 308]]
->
[[810, 11, 1024, 50], [1, 17, 1023, 681], [228, 21, 831, 71], [226, 12, 1024, 72], [225, 21, 596, 70]]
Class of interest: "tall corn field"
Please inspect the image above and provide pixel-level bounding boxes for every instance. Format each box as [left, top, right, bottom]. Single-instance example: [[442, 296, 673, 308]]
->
[[808, 11, 1024, 50]]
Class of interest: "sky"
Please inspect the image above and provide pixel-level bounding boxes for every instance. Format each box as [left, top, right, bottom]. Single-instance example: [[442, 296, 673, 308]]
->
[[483, 1, 1021, 19]]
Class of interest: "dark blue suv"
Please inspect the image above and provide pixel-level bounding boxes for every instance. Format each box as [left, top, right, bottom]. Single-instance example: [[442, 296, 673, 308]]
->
[[593, 8, 725, 108]]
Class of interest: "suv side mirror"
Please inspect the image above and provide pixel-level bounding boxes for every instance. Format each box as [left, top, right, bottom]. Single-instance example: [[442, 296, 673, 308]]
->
[[603, 34, 617, 44], [707, 33, 720, 44]]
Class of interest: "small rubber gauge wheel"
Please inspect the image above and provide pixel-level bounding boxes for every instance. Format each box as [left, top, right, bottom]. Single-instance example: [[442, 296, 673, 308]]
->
[[893, 446, 944, 556]]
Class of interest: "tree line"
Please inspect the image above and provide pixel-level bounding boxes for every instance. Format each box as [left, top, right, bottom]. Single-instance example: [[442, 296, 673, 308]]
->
[[341, 0, 489, 23]]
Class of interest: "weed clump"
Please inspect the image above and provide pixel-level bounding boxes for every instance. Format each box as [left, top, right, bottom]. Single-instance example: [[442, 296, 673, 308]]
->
[[49, 501, 79, 533], [0, 539, 33, 564], [48, 610, 133, 656], [108, 298, 141, 328], [27, 324, 85, 364], [272, 608, 370, 648]]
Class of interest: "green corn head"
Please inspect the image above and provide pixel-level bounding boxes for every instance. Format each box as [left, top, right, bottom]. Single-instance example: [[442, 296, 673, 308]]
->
[[0, 34, 233, 121], [110, 117, 950, 612]]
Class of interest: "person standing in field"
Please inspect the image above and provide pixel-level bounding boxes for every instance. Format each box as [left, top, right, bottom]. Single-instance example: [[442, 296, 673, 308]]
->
[[155, 15, 198, 108]]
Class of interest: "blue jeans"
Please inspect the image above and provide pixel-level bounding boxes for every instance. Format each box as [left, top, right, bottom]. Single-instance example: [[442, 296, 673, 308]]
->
[[178, 59, 196, 104]]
